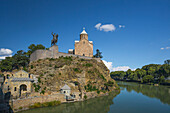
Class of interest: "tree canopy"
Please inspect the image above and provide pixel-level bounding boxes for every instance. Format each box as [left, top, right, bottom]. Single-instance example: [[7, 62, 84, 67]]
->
[[27, 44, 46, 56], [93, 49, 103, 58], [0, 44, 46, 72], [110, 64, 170, 84]]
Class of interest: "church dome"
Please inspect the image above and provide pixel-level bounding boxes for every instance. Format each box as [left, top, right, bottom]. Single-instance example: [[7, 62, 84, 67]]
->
[[80, 28, 87, 34]]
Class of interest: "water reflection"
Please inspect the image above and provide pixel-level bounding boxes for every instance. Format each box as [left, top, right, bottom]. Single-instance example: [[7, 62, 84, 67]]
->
[[117, 81, 170, 105], [19, 91, 120, 113]]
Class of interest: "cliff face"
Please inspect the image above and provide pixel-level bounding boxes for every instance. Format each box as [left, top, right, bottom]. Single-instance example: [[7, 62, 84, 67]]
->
[[28, 56, 118, 94]]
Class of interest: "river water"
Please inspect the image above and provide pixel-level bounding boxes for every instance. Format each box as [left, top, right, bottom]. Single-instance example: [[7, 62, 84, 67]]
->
[[19, 81, 170, 113]]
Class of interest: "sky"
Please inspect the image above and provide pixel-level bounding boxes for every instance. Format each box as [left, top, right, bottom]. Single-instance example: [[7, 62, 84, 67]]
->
[[0, 0, 170, 71]]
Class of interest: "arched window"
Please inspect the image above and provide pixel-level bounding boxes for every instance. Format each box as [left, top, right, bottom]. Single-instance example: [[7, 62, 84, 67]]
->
[[64, 91, 66, 93], [83, 54, 85, 56], [20, 74, 22, 77]]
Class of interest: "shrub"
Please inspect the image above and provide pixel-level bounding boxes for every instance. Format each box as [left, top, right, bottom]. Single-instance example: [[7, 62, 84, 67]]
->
[[97, 90, 100, 94], [74, 81, 79, 86], [63, 56, 72, 61], [80, 59, 85, 61], [88, 71, 94, 73], [49, 58, 55, 61], [19, 107, 23, 109], [59, 73, 61, 75], [84, 63, 93, 67], [55, 65, 58, 68], [38, 77, 41, 83], [84, 95, 87, 99], [40, 74, 43, 77], [31, 65, 34, 69], [99, 74, 106, 81], [49, 74, 54, 77], [40, 90, 45, 95], [73, 68, 79, 72]]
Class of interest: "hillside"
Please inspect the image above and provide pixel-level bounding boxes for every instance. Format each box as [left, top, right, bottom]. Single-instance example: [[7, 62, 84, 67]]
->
[[28, 56, 118, 95]]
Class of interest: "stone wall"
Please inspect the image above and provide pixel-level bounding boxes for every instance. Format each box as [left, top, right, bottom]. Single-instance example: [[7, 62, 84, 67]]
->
[[11, 93, 65, 110], [30, 45, 100, 62]]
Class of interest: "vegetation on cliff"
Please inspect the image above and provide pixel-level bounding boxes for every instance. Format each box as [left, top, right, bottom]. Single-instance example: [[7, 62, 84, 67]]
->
[[28, 56, 118, 95], [111, 63, 170, 84], [0, 44, 47, 72]]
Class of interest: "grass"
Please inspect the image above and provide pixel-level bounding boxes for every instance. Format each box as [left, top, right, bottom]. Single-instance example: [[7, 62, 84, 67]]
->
[[83, 63, 93, 67], [29, 101, 61, 109]]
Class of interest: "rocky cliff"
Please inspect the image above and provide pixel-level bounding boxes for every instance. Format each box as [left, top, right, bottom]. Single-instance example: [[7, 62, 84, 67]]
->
[[28, 56, 119, 95]]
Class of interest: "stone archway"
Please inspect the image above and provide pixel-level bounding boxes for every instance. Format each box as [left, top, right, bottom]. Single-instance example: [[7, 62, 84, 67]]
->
[[19, 84, 27, 97]]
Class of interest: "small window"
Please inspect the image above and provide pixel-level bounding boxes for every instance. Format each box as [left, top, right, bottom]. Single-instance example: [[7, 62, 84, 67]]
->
[[29, 74, 30, 78], [83, 41, 85, 44], [14, 87, 17, 91], [5, 82, 7, 84], [64, 91, 66, 93], [7, 74, 10, 79], [20, 74, 22, 77], [83, 54, 85, 56], [8, 86, 10, 91]]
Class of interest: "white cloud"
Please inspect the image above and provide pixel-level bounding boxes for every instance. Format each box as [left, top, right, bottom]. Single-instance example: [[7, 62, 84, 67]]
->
[[95, 23, 116, 32], [161, 47, 170, 50], [95, 23, 101, 30], [102, 60, 113, 71], [166, 47, 170, 49], [102, 60, 136, 72], [0, 48, 13, 59], [112, 66, 135, 71], [119, 25, 125, 28], [0, 48, 13, 55]]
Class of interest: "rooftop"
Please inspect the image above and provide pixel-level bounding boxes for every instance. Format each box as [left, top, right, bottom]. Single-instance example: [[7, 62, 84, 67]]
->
[[11, 78, 34, 82], [80, 28, 87, 35], [61, 84, 71, 90]]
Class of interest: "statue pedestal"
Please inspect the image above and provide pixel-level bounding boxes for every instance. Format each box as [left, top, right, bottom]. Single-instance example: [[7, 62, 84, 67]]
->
[[49, 45, 59, 55]]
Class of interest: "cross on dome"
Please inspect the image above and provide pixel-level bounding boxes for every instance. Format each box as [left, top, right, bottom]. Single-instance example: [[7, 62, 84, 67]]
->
[[81, 27, 87, 34]]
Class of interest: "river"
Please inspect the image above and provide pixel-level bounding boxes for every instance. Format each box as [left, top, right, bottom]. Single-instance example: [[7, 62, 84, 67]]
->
[[19, 81, 170, 113]]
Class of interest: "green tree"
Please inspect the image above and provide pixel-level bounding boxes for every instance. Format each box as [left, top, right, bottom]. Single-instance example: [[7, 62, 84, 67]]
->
[[164, 60, 170, 65], [12, 50, 29, 69], [159, 76, 165, 83], [93, 49, 103, 58], [0, 57, 13, 71], [27, 44, 45, 57], [143, 75, 154, 83], [0, 50, 29, 72]]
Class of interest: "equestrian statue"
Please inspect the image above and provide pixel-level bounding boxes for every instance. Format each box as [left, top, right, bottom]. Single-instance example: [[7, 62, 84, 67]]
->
[[51, 32, 58, 46]]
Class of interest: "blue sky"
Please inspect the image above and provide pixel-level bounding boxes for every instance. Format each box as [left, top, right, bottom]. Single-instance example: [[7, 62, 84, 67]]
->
[[0, 0, 170, 71]]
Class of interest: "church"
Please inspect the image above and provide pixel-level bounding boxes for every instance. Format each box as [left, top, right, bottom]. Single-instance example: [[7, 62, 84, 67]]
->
[[69, 28, 93, 57], [30, 28, 96, 62]]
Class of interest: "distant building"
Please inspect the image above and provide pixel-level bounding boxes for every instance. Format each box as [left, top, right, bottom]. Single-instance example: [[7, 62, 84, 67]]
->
[[2, 70, 34, 98], [60, 84, 71, 96]]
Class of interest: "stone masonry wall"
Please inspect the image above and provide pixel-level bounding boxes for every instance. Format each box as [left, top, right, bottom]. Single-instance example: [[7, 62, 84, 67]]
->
[[11, 93, 65, 110], [30, 45, 100, 62]]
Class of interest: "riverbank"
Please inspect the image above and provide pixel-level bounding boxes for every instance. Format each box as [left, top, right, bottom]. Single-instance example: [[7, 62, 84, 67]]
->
[[12, 89, 120, 112], [114, 79, 170, 86], [18, 81, 170, 113]]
